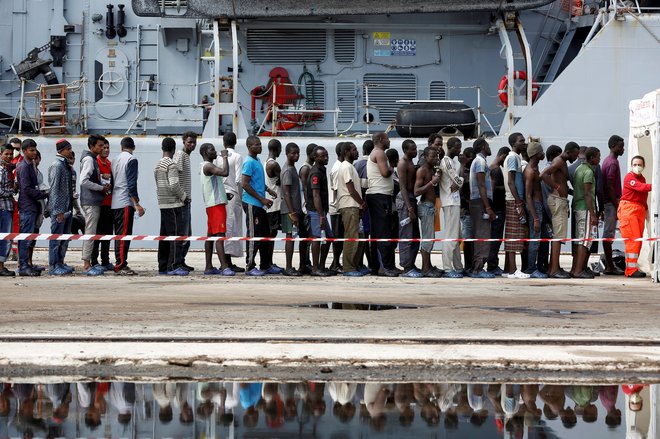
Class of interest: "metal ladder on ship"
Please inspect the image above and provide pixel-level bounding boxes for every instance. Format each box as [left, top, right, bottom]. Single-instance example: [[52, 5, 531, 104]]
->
[[201, 20, 248, 139], [128, 25, 160, 133]]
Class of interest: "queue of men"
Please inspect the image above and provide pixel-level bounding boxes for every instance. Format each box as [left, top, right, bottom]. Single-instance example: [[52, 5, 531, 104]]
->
[[0, 131, 637, 278]]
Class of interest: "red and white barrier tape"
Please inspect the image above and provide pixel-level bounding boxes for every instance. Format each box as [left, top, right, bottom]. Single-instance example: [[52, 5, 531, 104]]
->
[[0, 233, 657, 243]]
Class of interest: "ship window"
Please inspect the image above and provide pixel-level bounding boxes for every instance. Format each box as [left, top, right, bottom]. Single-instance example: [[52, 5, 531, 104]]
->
[[334, 30, 356, 64], [336, 80, 357, 123], [430, 81, 448, 100], [247, 29, 327, 64], [363, 73, 417, 123]]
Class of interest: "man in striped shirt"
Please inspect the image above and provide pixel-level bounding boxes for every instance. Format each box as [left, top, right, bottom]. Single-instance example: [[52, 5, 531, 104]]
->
[[155, 137, 187, 275], [173, 131, 196, 271]]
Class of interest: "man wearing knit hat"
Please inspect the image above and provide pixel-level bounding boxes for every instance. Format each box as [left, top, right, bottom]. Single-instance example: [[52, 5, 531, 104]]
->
[[523, 142, 548, 278], [47, 139, 75, 275]]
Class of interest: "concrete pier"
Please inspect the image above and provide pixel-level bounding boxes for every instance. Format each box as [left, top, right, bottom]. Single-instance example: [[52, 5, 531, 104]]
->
[[1, 249, 658, 383]]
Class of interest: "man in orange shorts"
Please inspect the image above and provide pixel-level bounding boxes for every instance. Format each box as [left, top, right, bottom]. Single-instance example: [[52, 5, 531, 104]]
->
[[199, 143, 234, 276]]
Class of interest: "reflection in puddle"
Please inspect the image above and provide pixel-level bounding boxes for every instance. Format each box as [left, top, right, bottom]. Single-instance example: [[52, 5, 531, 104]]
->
[[0, 381, 656, 438], [297, 302, 423, 310]]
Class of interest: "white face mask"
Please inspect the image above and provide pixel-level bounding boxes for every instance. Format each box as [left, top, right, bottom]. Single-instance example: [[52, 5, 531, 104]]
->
[[632, 165, 644, 175]]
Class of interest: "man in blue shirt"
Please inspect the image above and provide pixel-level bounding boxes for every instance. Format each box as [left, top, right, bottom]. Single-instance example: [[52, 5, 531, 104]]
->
[[242, 136, 279, 276]]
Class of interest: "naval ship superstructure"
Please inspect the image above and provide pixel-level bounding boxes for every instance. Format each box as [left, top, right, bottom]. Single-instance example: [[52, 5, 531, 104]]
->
[[3, 0, 653, 144]]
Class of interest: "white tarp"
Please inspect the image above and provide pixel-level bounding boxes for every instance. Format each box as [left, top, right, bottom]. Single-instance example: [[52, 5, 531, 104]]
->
[[628, 90, 660, 282]]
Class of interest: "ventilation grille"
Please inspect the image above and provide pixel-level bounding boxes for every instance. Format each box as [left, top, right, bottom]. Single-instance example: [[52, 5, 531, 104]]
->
[[430, 81, 448, 100], [336, 81, 357, 123], [363, 74, 417, 123], [334, 30, 356, 64], [247, 29, 327, 64]]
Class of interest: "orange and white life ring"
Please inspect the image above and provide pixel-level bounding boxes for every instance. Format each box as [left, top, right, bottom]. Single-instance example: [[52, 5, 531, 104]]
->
[[498, 71, 539, 107]]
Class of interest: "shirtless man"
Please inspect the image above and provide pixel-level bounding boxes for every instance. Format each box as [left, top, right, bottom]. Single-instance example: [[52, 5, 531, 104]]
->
[[414, 147, 442, 277], [396, 139, 421, 277], [297, 143, 317, 273], [523, 142, 547, 278], [540, 141, 580, 278]]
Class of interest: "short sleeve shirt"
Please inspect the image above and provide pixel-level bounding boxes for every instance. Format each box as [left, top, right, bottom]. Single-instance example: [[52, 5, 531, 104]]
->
[[241, 155, 266, 207], [600, 155, 621, 204], [336, 161, 361, 210], [469, 154, 492, 200], [306, 164, 329, 213], [503, 151, 525, 201], [572, 163, 595, 211], [280, 163, 301, 214]]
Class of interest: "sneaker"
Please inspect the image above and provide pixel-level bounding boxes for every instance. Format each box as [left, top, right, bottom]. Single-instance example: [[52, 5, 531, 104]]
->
[[507, 270, 531, 279], [323, 267, 339, 276], [18, 267, 40, 277], [298, 265, 313, 275], [0, 267, 15, 277], [83, 266, 104, 276], [550, 269, 572, 279], [430, 266, 445, 277], [182, 263, 195, 272], [62, 264, 75, 273], [422, 269, 443, 278], [585, 267, 600, 277], [488, 267, 504, 276], [443, 270, 464, 279], [472, 270, 496, 279], [115, 266, 137, 276], [264, 264, 284, 275], [529, 270, 548, 279], [246, 267, 266, 277], [103, 263, 115, 271], [229, 264, 245, 273], [283, 268, 303, 277], [400, 268, 423, 278], [30, 265, 46, 272], [629, 270, 647, 278], [203, 267, 222, 275], [603, 267, 625, 276], [220, 267, 236, 276], [329, 263, 343, 274], [358, 265, 371, 275], [49, 265, 71, 276], [573, 270, 594, 279], [310, 269, 333, 277], [343, 270, 365, 277], [90, 264, 105, 273], [378, 268, 399, 277], [166, 267, 190, 276]]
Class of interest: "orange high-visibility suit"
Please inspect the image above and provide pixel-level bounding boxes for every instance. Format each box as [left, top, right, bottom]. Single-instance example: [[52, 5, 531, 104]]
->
[[617, 172, 652, 276]]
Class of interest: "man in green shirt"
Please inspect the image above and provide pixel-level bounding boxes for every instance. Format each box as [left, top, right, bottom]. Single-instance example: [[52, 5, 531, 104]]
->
[[570, 147, 600, 279]]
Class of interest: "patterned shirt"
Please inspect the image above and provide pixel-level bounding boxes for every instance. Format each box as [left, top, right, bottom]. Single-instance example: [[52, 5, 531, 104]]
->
[[0, 164, 14, 212]]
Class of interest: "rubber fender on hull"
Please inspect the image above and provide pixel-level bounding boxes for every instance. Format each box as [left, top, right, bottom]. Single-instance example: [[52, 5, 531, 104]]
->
[[395, 102, 476, 139]]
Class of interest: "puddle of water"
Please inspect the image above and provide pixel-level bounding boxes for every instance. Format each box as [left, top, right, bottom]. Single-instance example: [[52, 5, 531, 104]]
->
[[0, 381, 653, 438], [296, 302, 423, 310]]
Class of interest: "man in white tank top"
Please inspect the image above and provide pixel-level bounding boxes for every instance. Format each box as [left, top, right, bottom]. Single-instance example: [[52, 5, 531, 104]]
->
[[366, 132, 398, 277]]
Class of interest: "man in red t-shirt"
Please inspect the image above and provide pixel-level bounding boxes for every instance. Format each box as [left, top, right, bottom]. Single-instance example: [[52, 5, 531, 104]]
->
[[90, 139, 114, 270]]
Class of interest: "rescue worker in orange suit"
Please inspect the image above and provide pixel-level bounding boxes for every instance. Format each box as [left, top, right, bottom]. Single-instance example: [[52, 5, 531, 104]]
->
[[617, 155, 652, 278]]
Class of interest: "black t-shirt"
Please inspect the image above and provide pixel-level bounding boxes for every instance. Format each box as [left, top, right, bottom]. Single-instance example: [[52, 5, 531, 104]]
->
[[490, 165, 506, 211], [306, 164, 329, 213]]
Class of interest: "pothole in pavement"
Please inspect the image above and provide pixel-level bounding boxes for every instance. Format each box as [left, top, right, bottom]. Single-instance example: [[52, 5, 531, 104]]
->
[[295, 302, 426, 311]]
